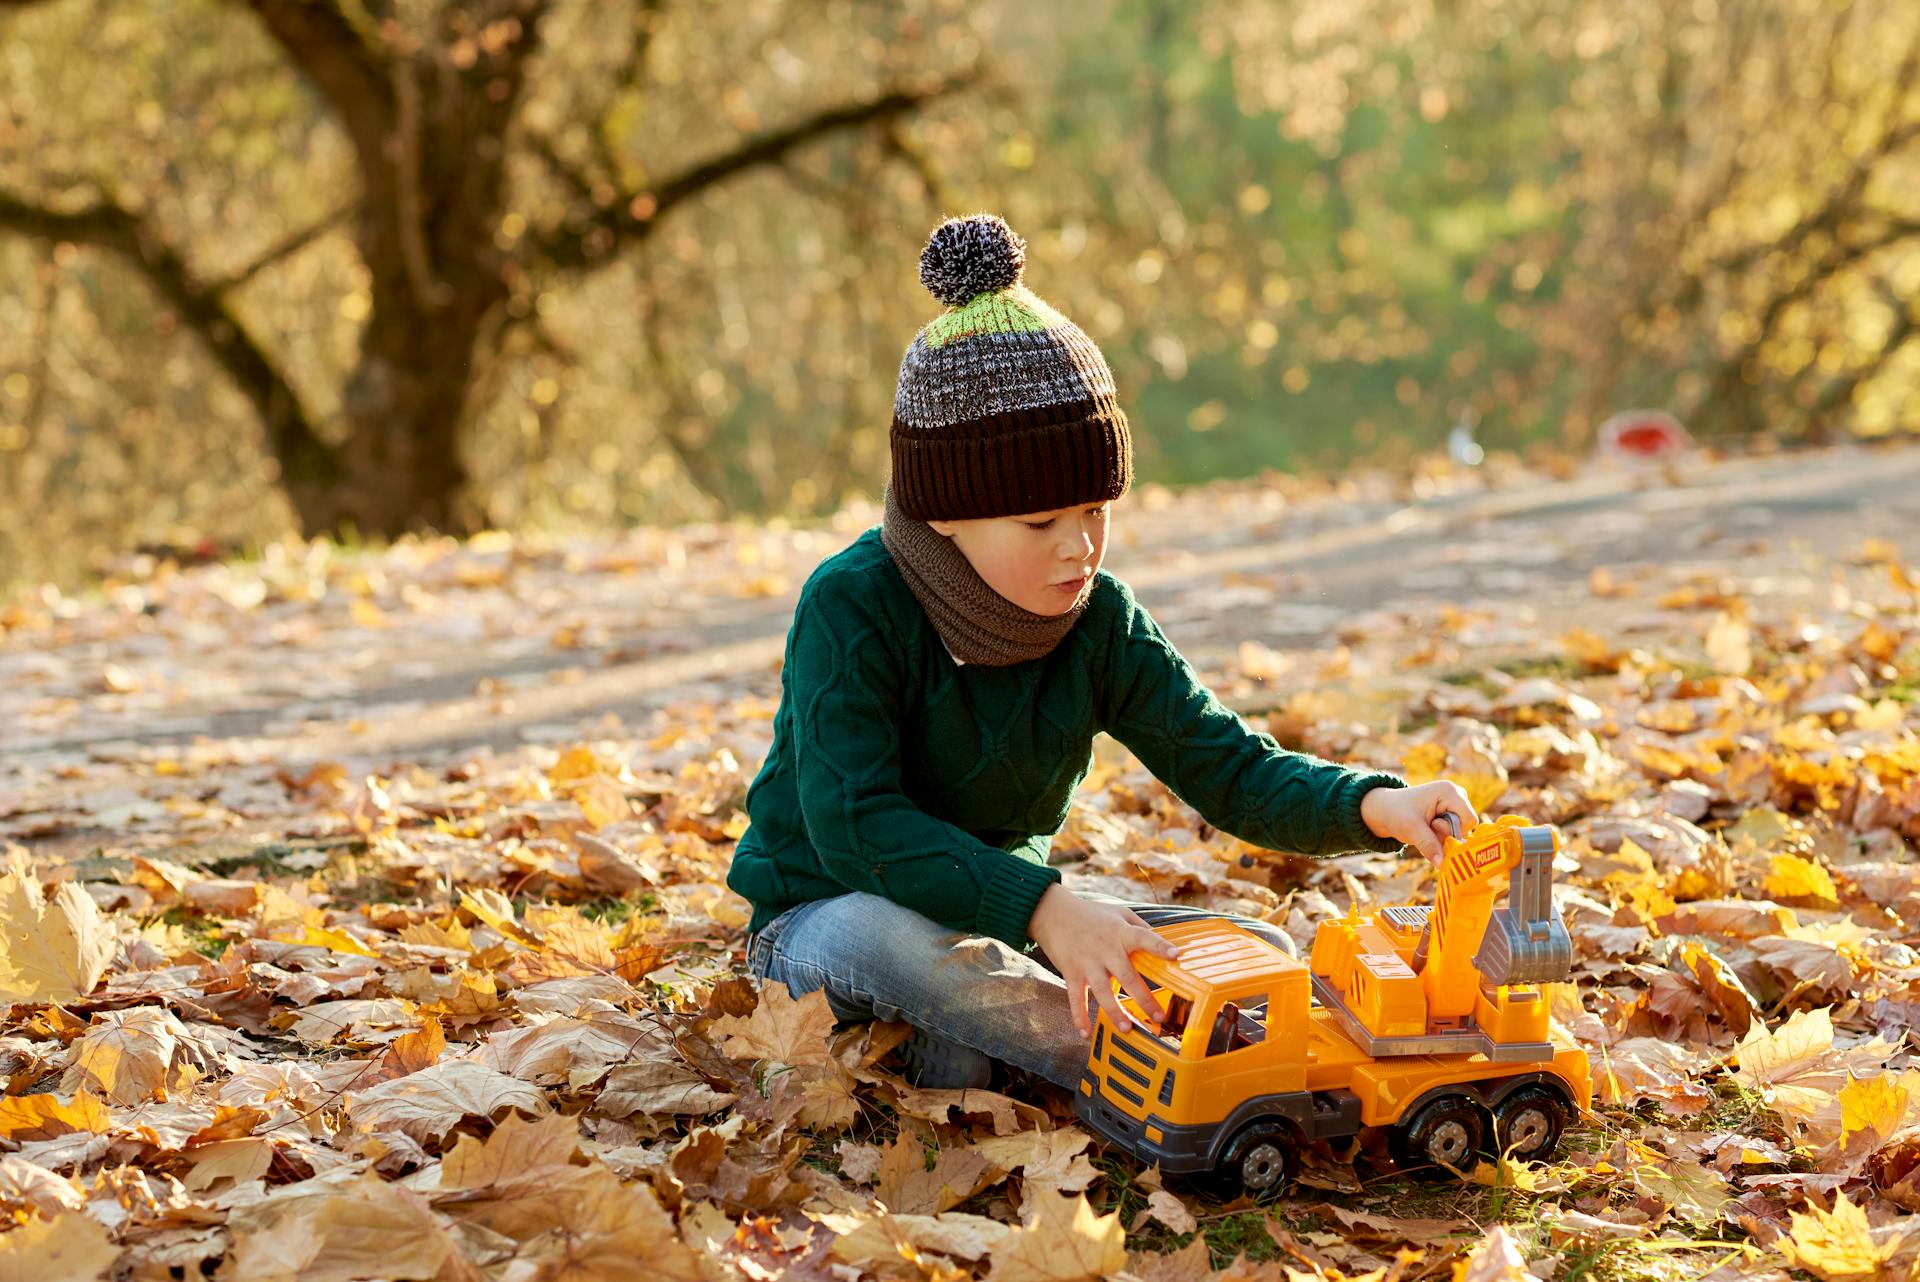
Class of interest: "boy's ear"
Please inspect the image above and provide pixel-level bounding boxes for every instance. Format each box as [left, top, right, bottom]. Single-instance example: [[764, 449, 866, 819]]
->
[[927, 518, 958, 538]]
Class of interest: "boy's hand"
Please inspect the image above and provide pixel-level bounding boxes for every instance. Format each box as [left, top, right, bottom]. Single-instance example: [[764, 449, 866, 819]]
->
[[1360, 781, 1478, 866], [1027, 885, 1181, 1039]]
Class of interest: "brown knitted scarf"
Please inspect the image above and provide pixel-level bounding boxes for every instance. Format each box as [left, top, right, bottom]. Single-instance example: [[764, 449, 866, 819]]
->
[[880, 486, 1091, 667]]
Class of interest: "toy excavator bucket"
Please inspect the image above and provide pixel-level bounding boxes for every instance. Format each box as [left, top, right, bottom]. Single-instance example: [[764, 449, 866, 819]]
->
[[1408, 814, 1571, 986], [1474, 824, 1572, 985]]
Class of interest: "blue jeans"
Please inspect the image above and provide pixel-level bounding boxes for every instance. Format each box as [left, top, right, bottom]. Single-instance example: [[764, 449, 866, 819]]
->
[[744, 890, 1297, 1088]]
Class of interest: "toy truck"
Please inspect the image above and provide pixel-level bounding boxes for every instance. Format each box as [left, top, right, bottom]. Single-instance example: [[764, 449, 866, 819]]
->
[[1072, 815, 1591, 1197]]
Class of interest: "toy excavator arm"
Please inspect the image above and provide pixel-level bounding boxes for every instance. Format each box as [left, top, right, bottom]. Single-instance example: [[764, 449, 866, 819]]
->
[[1412, 815, 1571, 1020]]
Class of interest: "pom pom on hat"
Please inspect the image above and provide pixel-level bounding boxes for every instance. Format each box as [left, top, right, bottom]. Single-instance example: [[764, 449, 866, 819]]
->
[[918, 214, 1026, 308]]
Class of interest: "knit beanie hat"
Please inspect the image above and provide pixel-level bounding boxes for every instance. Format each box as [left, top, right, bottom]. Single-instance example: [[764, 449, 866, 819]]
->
[[890, 214, 1132, 520]]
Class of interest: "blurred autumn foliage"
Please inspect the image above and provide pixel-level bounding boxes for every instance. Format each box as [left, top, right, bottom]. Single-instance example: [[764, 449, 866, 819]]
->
[[0, 0, 1915, 590]]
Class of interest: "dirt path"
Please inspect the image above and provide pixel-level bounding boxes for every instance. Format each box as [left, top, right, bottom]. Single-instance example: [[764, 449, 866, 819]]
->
[[4, 439, 1913, 856]]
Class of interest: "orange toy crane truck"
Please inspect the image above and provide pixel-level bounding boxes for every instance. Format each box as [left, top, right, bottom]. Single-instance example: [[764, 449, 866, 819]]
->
[[1072, 815, 1591, 1197]]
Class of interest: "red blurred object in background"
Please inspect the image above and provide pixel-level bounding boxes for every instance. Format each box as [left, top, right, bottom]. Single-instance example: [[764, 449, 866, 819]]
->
[[1597, 409, 1693, 458]]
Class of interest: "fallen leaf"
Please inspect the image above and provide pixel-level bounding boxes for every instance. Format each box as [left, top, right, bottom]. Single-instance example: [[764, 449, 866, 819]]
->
[[876, 1129, 996, 1214], [347, 1057, 547, 1145], [1764, 853, 1839, 908], [439, 1110, 581, 1191], [596, 1058, 737, 1119], [59, 1006, 188, 1105], [988, 1192, 1127, 1282], [220, 1170, 468, 1282], [710, 981, 837, 1068], [0, 1092, 113, 1141], [1454, 1224, 1528, 1282], [1775, 1191, 1906, 1282], [0, 1211, 119, 1282], [0, 870, 115, 1003]]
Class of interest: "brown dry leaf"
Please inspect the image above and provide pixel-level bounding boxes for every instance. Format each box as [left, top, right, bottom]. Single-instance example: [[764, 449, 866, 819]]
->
[[183, 1137, 275, 1194], [794, 1056, 860, 1131], [1731, 1008, 1897, 1134], [0, 1154, 86, 1217], [876, 1129, 997, 1215], [0, 870, 116, 1003], [889, 1085, 1049, 1136], [479, 1014, 662, 1088], [1455, 1224, 1528, 1282], [1634, 1156, 1732, 1226], [439, 1110, 581, 1191], [1660, 898, 1799, 939], [1775, 1191, 1906, 1282], [1323, 1206, 1470, 1243], [59, 1006, 188, 1105], [367, 1019, 442, 1085], [815, 1207, 1013, 1268], [987, 1192, 1127, 1282], [1591, 1038, 1716, 1114], [710, 980, 836, 1068], [286, 998, 415, 1045], [0, 1210, 119, 1282], [347, 1057, 547, 1145], [219, 1170, 472, 1282], [1124, 1238, 1214, 1282], [441, 1159, 704, 1282], [595, 1058, 736, 1120], [973, 1129, 1100, 1198], [0, 1091, 113, 1141], [1131, 1186, 1198, 1235]]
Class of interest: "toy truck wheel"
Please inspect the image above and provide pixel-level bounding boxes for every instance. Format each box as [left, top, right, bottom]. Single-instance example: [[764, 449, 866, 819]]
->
[[1388, 1094, 1487, 1179], [1216, 1122, 1298, 1199], [1492, 1086, 1569, 1162]]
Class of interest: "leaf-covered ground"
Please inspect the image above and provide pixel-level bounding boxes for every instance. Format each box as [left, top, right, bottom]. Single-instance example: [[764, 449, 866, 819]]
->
[[4, 442, 1920, 1282]]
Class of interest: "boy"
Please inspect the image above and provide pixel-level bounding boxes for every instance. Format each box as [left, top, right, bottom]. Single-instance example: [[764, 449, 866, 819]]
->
[[725, 215, 1476, 1090]]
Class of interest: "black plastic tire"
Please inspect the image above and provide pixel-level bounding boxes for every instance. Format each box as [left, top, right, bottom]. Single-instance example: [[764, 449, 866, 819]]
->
[[1216, 1122, 1298, 1200], [1492, 1085, 1569, 1163], [1388, 1094, 1487, 1179]]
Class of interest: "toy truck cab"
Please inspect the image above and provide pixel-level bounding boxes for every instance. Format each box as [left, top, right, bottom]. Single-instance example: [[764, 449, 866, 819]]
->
[[1074, 918, 1331, 1193]]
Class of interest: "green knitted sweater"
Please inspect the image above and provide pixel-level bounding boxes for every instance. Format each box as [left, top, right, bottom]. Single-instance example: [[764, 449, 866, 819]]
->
[[725, 528, 1409, 948]]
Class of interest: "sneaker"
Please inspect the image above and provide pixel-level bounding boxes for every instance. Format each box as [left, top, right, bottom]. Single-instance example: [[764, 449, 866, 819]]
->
[[900, 1026, 994, 1090]]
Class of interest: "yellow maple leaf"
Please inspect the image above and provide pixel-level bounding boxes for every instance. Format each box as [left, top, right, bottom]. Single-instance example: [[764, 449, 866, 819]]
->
[[988, 1192, 1126, 1282], [0, 1211, 120, 1281], [0, 870, 115, 1003], [1776, 1192, 1906, 1281], [1840, 1072, 1917, 1148], [0, 1092, 113, 1142], [1765, 853, 1839, 908]]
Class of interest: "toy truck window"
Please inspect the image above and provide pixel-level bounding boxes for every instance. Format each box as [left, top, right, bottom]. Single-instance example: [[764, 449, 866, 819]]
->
[[1201, 997, 1267, 1057], [1157, 992, 1194, 1047]]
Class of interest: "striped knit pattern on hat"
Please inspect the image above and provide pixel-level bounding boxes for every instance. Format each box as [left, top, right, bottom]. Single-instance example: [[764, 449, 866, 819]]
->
[[890, 214, 1132, 521]]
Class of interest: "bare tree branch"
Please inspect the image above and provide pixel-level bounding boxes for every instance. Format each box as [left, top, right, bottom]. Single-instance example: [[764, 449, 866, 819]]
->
[[0, 188, 339, 489], [534, 69, 976, 271], [238, 0, 396, 171], [1813, 282, 1918, 418], [210, 202, 358, 293]]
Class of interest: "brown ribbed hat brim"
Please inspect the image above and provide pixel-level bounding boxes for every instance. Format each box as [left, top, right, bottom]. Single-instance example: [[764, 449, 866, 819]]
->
[[891, 400, 1132, 520]]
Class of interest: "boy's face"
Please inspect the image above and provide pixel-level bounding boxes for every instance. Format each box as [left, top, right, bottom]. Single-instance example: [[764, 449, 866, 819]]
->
[[927, 500, 1111, 615]]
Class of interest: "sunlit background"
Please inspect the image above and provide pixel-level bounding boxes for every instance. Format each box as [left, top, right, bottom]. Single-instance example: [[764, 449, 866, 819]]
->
[[1, 0, 1915, 591]]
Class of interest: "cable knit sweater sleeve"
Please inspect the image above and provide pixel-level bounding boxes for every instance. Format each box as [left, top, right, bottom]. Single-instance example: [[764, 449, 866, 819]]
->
[[786, 566, 1061, 947], [1094, 577, 1409, 857]]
